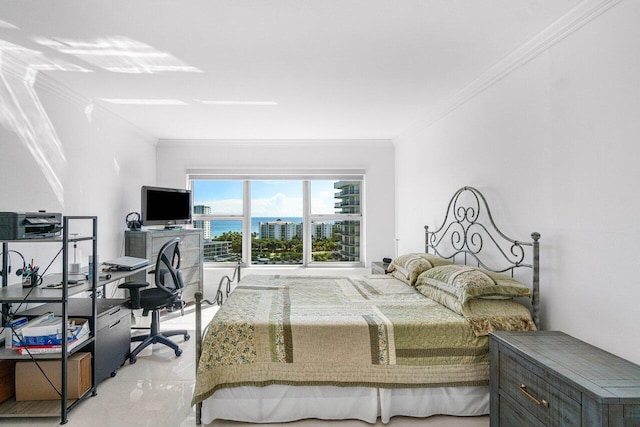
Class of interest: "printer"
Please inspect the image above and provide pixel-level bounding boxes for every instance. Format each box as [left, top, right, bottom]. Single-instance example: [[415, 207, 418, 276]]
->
[[0, 212, 62, 240]]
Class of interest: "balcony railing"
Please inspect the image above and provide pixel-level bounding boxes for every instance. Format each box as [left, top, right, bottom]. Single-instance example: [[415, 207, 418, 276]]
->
[[334, 202, 360, 213], [335, 191, 360, 197]]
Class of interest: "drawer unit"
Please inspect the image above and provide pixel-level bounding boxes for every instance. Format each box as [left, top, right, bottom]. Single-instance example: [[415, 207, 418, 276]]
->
[[490, 331, 640, 427], [94, 301, 130, 384], [125, 229, 203, 303]]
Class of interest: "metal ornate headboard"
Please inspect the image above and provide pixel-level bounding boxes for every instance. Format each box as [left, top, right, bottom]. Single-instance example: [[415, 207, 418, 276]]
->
[[424, 186, 541, 327]]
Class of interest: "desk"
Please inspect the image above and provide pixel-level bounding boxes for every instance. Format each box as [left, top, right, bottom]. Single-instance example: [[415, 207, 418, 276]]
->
[[0, 265, 149, 381], [0, 264, 152, 303]]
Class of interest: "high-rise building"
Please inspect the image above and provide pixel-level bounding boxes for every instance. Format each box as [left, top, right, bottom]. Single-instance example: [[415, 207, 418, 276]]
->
[[311, 222, 334, 240], [334, 181, 361, 261], [193, 205, 211, 239], [259, 219, 302, 241]]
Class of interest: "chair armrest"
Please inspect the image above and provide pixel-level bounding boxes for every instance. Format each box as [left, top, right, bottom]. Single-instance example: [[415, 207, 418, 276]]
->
[[118, 281, 149, 290], [118, 281, 149, 309]]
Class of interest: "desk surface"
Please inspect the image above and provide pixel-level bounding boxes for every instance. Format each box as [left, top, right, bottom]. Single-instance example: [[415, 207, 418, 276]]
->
[[0, 264, 151, 303], [18, 297, 128, 318]]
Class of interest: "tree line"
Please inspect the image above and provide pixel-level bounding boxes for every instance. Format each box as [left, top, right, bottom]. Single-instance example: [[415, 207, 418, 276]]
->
[[212, 231, 341, 260]]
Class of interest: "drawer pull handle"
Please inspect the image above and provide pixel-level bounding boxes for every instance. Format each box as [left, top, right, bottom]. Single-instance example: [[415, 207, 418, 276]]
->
[[109, 319, 121, 329], [109, 307, 121, 315], [519, 384, 549, 408]]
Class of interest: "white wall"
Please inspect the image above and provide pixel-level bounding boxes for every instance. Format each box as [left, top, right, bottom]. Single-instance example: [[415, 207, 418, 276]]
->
[[395, 1, 640, 364], [156, 140, 395, 292], [0, 70, 157, 287]]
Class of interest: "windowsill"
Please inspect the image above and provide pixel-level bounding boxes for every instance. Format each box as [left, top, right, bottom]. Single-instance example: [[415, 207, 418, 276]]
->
[[203, 264, 369, 275], [204, 263, 365, 269]]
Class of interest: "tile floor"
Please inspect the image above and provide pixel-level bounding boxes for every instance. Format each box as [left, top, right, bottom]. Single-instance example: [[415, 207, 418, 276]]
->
[[3, 304, 489, 427]]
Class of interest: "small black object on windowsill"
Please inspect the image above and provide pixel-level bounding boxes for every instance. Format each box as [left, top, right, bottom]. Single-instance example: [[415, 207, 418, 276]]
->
[[382, 257, 392, 264]]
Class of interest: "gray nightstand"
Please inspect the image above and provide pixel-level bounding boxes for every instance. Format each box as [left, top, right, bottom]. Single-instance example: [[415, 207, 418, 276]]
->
[[371, 261, 390, 274]]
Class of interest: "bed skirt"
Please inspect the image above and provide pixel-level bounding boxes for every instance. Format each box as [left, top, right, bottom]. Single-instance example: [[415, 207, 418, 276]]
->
[[200, 384, 489, 424]]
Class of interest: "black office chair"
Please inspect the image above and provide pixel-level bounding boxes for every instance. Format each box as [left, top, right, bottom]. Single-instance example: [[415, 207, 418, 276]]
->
[[119, 237, 190, 363]]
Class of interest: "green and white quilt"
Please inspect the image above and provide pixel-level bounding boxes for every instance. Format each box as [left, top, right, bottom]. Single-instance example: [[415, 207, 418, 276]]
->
[[192, 274, 534, 406]]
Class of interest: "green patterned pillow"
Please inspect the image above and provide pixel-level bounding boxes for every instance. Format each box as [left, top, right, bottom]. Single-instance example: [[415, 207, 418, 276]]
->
[[386, 253, 452, 285], [415, 264, 531, 315], [458, 298, 537, 336]]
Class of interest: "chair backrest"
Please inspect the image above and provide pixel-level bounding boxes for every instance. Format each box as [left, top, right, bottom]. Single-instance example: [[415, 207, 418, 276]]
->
[[154, 237, 185, 294]]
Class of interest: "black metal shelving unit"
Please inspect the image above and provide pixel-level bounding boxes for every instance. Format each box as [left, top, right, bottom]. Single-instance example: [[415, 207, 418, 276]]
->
[[0, 216, 98, 424]]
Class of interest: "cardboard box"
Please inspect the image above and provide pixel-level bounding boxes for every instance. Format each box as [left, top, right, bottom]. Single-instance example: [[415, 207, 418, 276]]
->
[[0, 360, 16, 403], [15, 352, 92, 401]]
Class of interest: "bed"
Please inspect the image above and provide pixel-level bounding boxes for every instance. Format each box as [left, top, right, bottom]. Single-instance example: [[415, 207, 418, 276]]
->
[[192, 186, 541, 424]]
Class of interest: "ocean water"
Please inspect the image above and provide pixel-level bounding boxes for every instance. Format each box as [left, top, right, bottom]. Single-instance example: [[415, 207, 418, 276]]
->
[[210, 217, 302, 238]]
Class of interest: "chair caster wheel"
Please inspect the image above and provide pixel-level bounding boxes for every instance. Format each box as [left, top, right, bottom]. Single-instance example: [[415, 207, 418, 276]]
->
[[175, 348, 182, 357], [184, 333, 190, 341], [130, 355, 137, 364]]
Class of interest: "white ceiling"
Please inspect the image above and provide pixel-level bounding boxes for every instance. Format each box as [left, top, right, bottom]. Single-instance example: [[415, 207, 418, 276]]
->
[[0, 0, 583, 140]]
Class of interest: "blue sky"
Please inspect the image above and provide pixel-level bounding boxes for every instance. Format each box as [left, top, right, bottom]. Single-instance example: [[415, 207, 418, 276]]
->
[[193, 180, 337, 216]]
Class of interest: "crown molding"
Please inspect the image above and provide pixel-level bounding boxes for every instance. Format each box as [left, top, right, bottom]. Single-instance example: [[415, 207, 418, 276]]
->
[[186, 168, 366, 179], [400, 0, 623, 138], [157, 139, 394, 149]]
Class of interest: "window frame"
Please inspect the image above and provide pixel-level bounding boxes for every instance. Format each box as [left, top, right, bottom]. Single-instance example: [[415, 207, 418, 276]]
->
[[187, 170, 364, 268]]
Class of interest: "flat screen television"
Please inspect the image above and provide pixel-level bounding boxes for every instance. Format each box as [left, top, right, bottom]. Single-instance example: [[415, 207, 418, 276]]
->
[[141, 186, 192, 227]]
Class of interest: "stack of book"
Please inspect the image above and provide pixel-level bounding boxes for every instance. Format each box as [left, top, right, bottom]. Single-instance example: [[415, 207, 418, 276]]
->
[[8, 313, 90, 355]]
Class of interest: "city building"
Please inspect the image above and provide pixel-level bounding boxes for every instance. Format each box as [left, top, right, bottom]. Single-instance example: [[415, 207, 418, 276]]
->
[[334, 181, 361, 261], [259, 219, 302, 241], [193, 205, 211, 239], [311, 222, 334, 240]]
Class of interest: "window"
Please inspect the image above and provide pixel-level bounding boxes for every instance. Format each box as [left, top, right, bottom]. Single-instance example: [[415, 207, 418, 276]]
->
[[309, 180, 361, 263], [192, 180, 244, 262], [189, 174, 363, 266], [251, 180, 303, 265]]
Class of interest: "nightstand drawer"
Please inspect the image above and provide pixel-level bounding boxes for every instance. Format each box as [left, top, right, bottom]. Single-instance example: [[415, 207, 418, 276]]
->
[[499, 350, 581, 427], [499, 393, 546, 427]]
